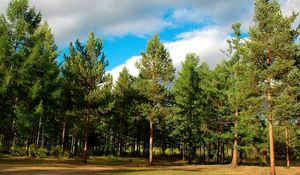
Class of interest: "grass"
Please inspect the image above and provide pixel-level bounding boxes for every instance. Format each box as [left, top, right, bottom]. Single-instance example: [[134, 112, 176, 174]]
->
[[0, 156, 299, 175]]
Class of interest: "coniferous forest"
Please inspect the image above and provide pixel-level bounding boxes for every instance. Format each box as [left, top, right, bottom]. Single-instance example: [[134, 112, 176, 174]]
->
[[0, 0, 300, 175]]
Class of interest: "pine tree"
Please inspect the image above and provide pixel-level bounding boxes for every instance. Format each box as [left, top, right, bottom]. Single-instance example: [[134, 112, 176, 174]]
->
[[226, 23, 244, 167], [273, 67, 300, 168], [209, 60, 232, 164], [136, 34, 175, 164], [0, 0, 61, 153], [245, 1, 298, 174], [63, 32, 112, 163], [112, 67, 134, 156], [19, 21, 61, 149], [171, 53, 203, 163]]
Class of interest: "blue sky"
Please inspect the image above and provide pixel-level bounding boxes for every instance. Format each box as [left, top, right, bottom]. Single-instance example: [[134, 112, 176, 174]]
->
[[0, 0, 299, 80], [104, 20, 214, 70]]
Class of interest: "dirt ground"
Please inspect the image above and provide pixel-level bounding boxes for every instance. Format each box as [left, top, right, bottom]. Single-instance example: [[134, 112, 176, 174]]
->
[[0, 157, 299, 175]]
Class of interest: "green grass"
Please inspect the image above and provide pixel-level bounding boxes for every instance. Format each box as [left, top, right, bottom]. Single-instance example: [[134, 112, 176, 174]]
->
[[0, 156, 299, 175]]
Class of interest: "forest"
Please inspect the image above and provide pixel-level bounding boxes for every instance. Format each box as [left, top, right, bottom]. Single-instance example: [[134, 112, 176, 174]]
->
[[0, 0, 299, 175]]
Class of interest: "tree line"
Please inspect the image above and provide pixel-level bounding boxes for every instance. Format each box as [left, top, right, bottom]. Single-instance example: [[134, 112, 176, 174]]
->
[[0, 0, 299, 175]]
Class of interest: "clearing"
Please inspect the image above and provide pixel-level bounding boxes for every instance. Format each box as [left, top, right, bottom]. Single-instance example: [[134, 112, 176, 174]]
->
[[0, 157, 299, 175]]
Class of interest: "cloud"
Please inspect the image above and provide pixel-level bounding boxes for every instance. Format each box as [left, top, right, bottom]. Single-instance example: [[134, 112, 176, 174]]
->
[[165, 27, 228, 71], [171, 1, 253, 26], [1, 0, 298, 45], [281, 0, 300, 28], [108, 56, 140, 82], [0, 0, 256, 45], [0, 0, 172, 44], [108, 26, 229, 81]]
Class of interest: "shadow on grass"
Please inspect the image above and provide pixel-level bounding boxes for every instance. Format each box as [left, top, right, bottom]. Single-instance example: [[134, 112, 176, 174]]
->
[[0, 166, 201, 175], [0, 156, 299, 175], [0, 168, 156, 175]]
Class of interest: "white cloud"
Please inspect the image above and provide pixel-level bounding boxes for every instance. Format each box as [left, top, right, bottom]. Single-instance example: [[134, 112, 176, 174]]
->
[[0, 0, 298, 45], [108, 56, 140, 82], [171, 1, 253, 26], [1, 0, 298, 81], [0, 0, 172, 45], [165, 27, 228, 71], [281, 0, 300, 28], [0, 0, 255, 45], [101, 18, 171, 37], [108, 26, 229, 81]]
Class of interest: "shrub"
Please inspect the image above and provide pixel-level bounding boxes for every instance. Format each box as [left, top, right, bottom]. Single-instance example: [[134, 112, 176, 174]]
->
[[10, 146, 27, 156], [50, 145, 67, 157], [91, 149, 102, 156], [30, 145, 48, 157]]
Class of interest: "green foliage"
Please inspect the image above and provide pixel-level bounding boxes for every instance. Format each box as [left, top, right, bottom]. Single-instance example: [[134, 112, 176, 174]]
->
[[49, 146, 64, 157], [10, 146, 27, 156], [0, 0, 299, 167], [136, 34, 175, 123], [30, 145, 48, 157], [63, 32, 112, 162], [170, 53, 203, 159]]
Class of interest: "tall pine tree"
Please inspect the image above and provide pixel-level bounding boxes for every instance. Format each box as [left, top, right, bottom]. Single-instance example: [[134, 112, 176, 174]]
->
[[136, 34, 174, 164], [245, 0, 298, 174], [171, 53, 203, 163], [112, 67, 134, 156], [63, 32, 112, 163]]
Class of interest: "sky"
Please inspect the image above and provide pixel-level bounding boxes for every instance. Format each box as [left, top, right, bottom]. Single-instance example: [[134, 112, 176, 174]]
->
[[0, 0, 299, 81]]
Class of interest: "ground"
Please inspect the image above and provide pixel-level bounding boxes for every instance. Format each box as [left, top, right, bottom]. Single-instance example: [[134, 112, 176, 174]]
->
[[0, 157, 299, 175]]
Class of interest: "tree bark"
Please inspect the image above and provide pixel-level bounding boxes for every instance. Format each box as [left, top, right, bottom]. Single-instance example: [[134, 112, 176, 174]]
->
[[203, 144, 206, 163], [71, 136, 75, 156], [11, 118, 16, 147], [118, 138, 121, 157], [285, 127, 290, 168], [149, 121, 153, 165], [26, 138, 30, 156], [36, 116, 42, 147], [222, 143, 225, 163], [267, 47, 276, 175], [83, 126, 88, 163], [61, 121, 66, 149], [231, 109, 238, 168], [268, 91, 276, 175], [143, 138, 146, 157]]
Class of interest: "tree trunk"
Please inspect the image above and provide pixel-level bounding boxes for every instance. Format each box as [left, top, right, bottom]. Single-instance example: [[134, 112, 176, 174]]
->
[[285, 127, 290, 168], [71, 136, 75, 156], [41, 128, 45, 147], [26, 139, 30, 156], [11, 118, 16, 147], [118, 138, 121, 157], [75, 139, 79, 156], [182, 147, 185, 161], [203, 144, 206, 163], [231, 109, 238, 167], [131, 137, 135, 156], [217, 141, 220, 163], [199, 146, 202, 161], [149, 121, 153, 165], [83, 124, 88, 163], [188, 144, 192, 164], [36, 116, 42, 147], [222, 143, 225, 163], [267, 47, 276, 175], [137, 134, 140, 157], [61, 121, 66, 149], [143, 138, 146, 157], [267, 91, 276, 175], [208, 143, 211, 161]]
